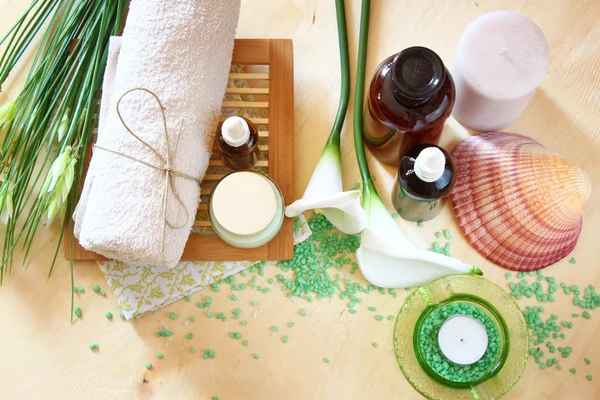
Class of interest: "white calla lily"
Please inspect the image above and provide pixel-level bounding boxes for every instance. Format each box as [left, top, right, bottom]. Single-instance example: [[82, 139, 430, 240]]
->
[[285, 144, 367, 234], [285, 0, 367, 235], [351, 0, 481, 288], [356, 186, 481, 288]]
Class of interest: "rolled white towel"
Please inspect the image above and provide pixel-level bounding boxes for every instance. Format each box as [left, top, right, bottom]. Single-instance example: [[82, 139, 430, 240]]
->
[[74, 0, 240, 267]]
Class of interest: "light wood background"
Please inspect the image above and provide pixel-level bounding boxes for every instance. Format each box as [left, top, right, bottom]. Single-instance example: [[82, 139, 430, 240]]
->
[[0, 1, 599, 399]]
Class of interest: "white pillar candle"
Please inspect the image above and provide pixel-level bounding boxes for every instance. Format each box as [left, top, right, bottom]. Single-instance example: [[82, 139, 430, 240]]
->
[[451, 11, 549, 131], [437, 315, 489, 365]]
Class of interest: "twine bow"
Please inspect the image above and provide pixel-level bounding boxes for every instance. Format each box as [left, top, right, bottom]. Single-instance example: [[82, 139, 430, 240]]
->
[[94, 88, 200, 253]]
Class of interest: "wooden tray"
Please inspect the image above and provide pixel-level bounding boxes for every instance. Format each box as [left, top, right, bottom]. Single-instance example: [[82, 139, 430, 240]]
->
[[65, 39, 294, 262]]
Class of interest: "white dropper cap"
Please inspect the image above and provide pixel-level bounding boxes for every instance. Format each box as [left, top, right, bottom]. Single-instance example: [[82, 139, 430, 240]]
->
[[221, 116, 250, 147], [414, 147, 446, 182]]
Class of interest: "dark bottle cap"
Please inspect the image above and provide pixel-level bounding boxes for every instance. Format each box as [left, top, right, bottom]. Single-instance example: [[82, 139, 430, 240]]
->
[[391, 47, 446, 104]]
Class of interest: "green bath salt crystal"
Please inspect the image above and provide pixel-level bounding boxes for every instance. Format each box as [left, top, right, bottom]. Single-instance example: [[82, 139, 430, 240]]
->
[[443, 230, 452, 239], [120, 311, 125, 319], [89, 342, 99, 350], [99, 289, 106, 296], [74, 307, 82, 318], [288, 322, 295, 328], [92, 285, 101, 293], [348, 309, 357, 314], [78, 286, 85, 293], [187, 333, 193, 339], [282, 335, 289, 343], [157, 352, 163, 359], [435, 232, 442, 239], [271, 326, 278, 332], [253, 353, 260, 360], [375, 315, 384, 321], [368, 306, 376, 312], [145, 362, 152, 369], [323, 358, 330, 363], [105, 311, 113, 319], [570, 368, 576, 374], [569, 257, 576, 264], [372, 342, 378, 348], [251, 301, 259, 306], [243, 340, 249, 346], [300, 309, 307, 317], [417, 219, 424, 227], [587, 375, 592, 381], [169, 312, 178, 320]]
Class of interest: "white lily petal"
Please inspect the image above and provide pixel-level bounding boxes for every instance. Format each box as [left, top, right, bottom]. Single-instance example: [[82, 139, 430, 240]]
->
[[285, 144, 367, 235], [357, 190, 479, 288]]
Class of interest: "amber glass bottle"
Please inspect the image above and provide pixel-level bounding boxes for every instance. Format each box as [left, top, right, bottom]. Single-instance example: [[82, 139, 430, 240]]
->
[[217, 116, 259, 170], [363, 47, 455, 166], [392, 144, 455, 222]]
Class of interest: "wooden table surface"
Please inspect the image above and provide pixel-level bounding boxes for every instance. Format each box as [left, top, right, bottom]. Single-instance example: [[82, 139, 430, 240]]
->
[[1, 1, 599, 399]]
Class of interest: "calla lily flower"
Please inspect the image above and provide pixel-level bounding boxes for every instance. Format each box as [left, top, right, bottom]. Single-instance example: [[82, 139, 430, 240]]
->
[[356, 184, 481, 288], [285, 143, 367, 235], [285, 0, 367, 235], [351, 0, 481, 288]]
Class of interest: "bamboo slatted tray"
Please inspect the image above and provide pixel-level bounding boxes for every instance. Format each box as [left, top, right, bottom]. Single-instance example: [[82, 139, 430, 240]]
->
[[65, 39, 294, 262]]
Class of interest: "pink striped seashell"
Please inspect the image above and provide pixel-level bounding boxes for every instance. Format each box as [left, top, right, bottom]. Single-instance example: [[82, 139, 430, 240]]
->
[[451, 132, 591, 271]]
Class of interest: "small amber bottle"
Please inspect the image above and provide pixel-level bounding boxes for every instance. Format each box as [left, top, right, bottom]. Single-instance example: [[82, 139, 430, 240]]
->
[[217, 116, 259, 170], [363, 47, 455, 166], [392, 144, 455, 222]]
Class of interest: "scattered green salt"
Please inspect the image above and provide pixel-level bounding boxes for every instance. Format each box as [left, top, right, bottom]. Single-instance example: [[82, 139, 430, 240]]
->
[[241, 320, 248, 326], [583, 311, 591, 319], [253, 353, 260, 360], [569, 257, 576, 264], [185, 295, 191, 302], [89, 342, 99, 350], [570, 368, 576, 374], [417, 219, 424, 227], [251, 301, 259, 306], [243, 340, 249, 346], [120, 311, 125, 319], [349, 309, 357, 314], [211, 283, 219, 292], [282, 336, 289, 343], [78, 286, 85, 293], [157, 352, 163, 359], [169, 312, 178, 320], [585, 358, 591, 365], [99, 289, 106, 296], [387, 315, 394, 321], [372, 342, 377, 348], [189, 316, 195, 322], [300, 309, 307, 317], [105, 311, 113, 320], [156, 327, 173, 337], [351, 183, 360, 190], [74, 307, 82, 318], [288, 322, 295, 327], [323, 358, 330, 363], [271, 326, 278, 332], [505, 272, 512, 280], [443, 230, 452, 239], [93, 285, 101, 293], [392, 213, 399, 219], [187, 333, 193, 339], [435, 232, 442, 239], [586, 375, 592, 381], [145, 362, 152, 369], [190, 347, 195, 353], [368, 306, 376, 312], [206, 311, 213, 318], [231, 294, 237, 301], [375, 315, 384, 321]]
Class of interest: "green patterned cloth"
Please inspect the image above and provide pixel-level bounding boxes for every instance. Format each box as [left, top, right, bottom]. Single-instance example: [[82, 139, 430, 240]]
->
[[97, 66, 310, 319], [98, 214, 310, 319]]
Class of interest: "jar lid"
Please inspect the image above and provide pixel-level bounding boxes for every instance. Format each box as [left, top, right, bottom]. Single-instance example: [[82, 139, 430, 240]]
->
[[211, 171, 277, 236], [391, 47, 446, 102]]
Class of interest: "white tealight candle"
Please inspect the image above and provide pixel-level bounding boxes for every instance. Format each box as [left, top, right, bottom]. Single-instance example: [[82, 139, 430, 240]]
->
[[438, 315, 489, 365], [451, 11, 550, 131]]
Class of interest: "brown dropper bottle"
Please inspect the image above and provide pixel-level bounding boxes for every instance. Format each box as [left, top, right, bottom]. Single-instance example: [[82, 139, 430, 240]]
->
[[363, 47, 455, 166], [392, 144, 456, 222], [217, 116, 259, 170]]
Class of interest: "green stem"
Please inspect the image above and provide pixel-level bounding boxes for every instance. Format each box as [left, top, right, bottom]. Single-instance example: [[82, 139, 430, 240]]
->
[[326, 0, 350, 148], [353, 0, 373, 191]]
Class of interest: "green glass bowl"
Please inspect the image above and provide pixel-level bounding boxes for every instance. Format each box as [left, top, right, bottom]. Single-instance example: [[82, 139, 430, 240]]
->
[[394, 275, 528, 400]]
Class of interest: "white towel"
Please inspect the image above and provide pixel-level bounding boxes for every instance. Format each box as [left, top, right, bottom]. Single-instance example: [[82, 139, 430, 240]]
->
[[74, 0, 240, 267]]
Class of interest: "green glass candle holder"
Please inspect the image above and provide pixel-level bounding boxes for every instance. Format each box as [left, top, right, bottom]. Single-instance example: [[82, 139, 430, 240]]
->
[[394, 275, 528, 400]]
